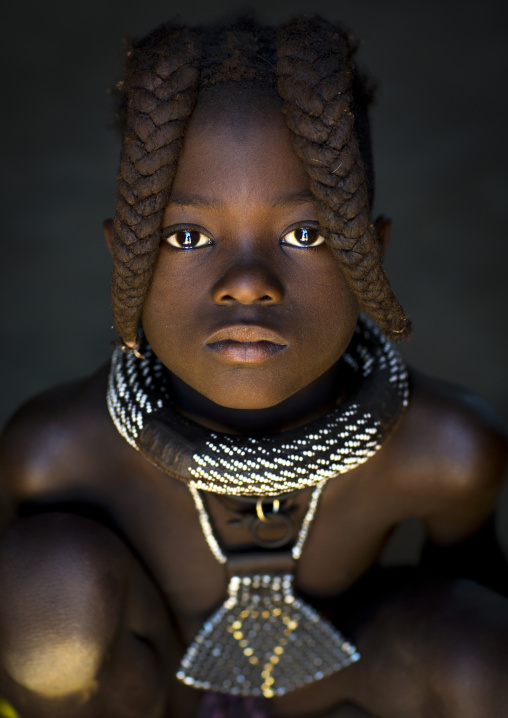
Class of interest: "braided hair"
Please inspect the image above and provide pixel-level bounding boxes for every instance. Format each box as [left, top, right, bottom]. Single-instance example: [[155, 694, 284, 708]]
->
[[112, 16, 411, 353]]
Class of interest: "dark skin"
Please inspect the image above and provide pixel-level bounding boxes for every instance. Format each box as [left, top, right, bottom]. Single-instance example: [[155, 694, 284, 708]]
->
[[141, 91, 359, 425], [0, 90, 508, 718]]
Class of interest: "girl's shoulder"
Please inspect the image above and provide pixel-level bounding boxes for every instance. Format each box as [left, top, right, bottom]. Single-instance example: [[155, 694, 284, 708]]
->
[[403, 368, 506, 477], [0, 365, 128, 507], [381, 367, 507, 533]]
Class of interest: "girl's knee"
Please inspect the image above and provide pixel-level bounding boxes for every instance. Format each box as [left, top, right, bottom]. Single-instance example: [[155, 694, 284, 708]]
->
[[0, 513, 129, 698], [419, 580, 508, 716], [350, 573, 508, 717]]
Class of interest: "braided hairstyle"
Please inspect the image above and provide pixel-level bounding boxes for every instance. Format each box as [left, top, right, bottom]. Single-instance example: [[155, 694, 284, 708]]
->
[[112, 16, 411, 353]]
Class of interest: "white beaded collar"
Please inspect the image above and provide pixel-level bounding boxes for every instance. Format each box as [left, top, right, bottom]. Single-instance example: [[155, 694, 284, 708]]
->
[[107, 315, 409, 497]]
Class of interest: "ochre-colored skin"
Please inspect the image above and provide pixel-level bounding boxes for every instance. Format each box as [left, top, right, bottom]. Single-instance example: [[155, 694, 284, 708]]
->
[[1, 92, 508, 718]]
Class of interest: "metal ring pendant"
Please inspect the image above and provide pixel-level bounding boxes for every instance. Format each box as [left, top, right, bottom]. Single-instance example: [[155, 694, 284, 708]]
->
[[247, 512, 295, 549]]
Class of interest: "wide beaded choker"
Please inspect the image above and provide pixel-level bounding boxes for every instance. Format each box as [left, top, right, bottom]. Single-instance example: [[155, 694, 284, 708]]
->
[[107, 315, 409, 497]]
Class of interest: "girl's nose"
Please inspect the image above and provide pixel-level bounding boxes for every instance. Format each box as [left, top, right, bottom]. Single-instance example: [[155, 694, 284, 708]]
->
[[211, 260, 284, 305]]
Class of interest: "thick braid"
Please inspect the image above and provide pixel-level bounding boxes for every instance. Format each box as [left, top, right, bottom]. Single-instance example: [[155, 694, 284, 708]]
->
[[276, 17, 411, 340], [111, 25, 200, 350]]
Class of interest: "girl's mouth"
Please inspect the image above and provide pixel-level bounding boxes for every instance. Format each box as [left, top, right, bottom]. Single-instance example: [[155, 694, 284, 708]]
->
[[205, 324, 288, 363], [207, 340, 287, 364]]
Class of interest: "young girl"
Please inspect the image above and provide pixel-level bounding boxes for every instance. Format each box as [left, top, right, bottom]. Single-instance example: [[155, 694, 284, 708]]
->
[[1, 15, 507, 718]]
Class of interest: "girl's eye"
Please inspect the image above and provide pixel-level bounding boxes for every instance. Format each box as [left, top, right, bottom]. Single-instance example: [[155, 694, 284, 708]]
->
[[164, 229, 212, 249], [281, 227, 325, 248]]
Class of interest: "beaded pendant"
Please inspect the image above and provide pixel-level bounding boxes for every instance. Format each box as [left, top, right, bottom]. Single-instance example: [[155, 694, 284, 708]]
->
[[178, 485, 360, 698], [177, 571, 359, 698]]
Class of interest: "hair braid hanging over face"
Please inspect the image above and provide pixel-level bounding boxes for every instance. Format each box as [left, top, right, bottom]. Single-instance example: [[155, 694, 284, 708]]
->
[[111, 24, 200, 350], [276, 17, 411, 340], [111, 16, 411, 350]]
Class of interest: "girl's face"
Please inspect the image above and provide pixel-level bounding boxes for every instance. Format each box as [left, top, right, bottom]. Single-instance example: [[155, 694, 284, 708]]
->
[[141, 88, 359, 413]]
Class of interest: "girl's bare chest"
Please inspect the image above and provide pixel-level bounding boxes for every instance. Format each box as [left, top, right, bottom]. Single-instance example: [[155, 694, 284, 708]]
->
[[105, 460, 398, 637]]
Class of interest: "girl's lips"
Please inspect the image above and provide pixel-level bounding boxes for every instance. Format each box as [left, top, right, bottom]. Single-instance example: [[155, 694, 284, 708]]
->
[[207, 340, 287, 364], [206, 325, 288, 363], [206, 324, 288, 364], [206, 324, 287, 344]]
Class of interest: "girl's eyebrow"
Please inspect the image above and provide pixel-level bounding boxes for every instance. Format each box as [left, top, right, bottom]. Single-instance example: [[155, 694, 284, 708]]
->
[[166, 190, 316, 210], [167, 192, 223, 211], [270, 190, 315, 208]]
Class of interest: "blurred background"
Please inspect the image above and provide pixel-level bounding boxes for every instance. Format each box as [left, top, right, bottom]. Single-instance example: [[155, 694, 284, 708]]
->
[[1, 0, 507, 556]]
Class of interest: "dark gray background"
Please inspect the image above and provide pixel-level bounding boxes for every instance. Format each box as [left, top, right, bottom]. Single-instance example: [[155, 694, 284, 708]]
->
[[1, 0, 507, 556]]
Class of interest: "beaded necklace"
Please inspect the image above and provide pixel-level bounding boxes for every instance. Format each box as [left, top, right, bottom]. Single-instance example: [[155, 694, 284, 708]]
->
[[107, 315, 409, 497], [106, 315, 409, 698]]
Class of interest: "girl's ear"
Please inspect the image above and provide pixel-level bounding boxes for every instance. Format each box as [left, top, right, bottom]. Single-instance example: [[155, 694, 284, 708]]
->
[[374, 214, 392, 256], [102, 219, 114, 256]]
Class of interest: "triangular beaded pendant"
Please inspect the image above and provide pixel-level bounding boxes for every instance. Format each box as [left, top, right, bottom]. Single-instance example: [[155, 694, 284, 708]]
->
[[177, 572, 360, 698]]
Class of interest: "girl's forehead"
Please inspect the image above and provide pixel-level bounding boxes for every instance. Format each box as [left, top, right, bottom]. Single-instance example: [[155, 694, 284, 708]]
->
[[189, 85, 283, 139], [166, 86, 310, 213]]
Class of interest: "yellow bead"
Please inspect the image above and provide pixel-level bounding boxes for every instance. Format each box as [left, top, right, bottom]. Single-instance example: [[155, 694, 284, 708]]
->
[[232, 621, 242, 630], [262, 688, 275, 698], [274, 646, 284, 655], [249, 657, 259, 665], [270, 655, 280, 664], [244, 648, 254, 656], [272, 608, 282, 616], [233, 631, 243, 640], [261, 610, 270, 619]]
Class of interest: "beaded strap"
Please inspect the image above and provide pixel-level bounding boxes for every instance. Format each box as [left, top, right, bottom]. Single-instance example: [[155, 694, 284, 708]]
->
[[189, 481, 326, 565]]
